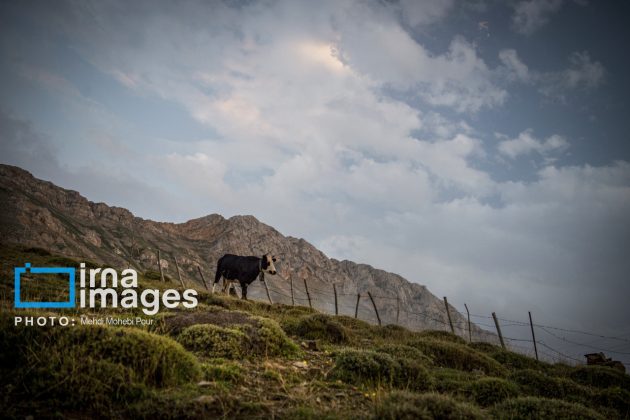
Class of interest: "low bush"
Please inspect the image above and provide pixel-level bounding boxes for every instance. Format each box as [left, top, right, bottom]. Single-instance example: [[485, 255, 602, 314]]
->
[[491, 397, 605, 420], [412, 339, 507, 376], [468, 377, 519, 407], [1, 323, 200, 415], [509, 369, 564, 399], [417, 330, 466, 344], [375, 392, 484, 420], [178, 324, 246, 358], [375, 344, 432, 365], [283, 314, 350, 344], [330, 349, 432, 391], [241, 316, 299, 357], [201, 361, 243, 384], [569, 365, 630, 391], [594, 387, 630, 418]]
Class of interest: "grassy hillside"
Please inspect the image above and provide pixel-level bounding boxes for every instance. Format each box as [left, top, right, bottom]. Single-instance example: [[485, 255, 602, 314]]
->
[[1, 246, 629, 419]]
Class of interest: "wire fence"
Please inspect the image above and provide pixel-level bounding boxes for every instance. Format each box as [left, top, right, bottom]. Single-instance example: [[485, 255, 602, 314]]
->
[[4, 252, 629, 372]]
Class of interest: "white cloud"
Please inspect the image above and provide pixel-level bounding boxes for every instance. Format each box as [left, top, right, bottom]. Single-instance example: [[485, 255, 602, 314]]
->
[[498, 129, 569, 159], [538, 51, 605, 100], [398, 0, 455, 27], [512, 0, 564, 35], [498, 49, 530, 82], [497, 49, 605, 101]]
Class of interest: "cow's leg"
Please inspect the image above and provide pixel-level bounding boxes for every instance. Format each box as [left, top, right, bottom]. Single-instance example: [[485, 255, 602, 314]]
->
[[241, 282, 248, 300]]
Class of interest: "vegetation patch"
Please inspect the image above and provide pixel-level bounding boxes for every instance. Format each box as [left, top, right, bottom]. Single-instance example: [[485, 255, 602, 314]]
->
[[489, 349, 551, 371], [178, 324, 247, 359], [201, 360, 243, 384], [568, 365, 630, 391], [491, 397, 606, 420], [375, 391, 484, 420], [283, 313, 351, 344], [417, 330, 466, 344], [330, 349, 432, 391], [375, 343, 432, 365], [0, 322, 200, 416], [412, 339, 508, 376], [468, 377, 519, 407], [239, 316, 300, 357]]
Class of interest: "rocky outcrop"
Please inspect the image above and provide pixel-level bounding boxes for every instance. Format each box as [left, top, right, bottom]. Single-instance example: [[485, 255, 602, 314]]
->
[[0, 164, 496, 341]]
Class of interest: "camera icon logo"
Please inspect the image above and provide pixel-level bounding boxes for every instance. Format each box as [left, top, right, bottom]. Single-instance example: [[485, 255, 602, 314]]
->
[[14, 263, 76, 308]]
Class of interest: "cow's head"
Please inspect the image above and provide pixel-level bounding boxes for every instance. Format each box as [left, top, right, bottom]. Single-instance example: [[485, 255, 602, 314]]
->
[[261, 254, 277, 275]]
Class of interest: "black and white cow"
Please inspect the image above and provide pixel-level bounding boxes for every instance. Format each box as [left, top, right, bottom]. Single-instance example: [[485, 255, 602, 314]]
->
[[213, 254, 277, 300]]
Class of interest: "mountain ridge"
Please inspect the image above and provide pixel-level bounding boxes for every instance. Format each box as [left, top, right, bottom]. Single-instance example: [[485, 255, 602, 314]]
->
[[0, 163, 496, 341]]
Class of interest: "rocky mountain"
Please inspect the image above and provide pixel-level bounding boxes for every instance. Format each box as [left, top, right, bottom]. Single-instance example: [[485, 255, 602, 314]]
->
[[0, 164, 496, 341]]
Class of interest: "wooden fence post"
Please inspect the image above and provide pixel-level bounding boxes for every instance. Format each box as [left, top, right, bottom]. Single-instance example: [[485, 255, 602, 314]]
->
[[396, 296, 400, 324], [444, 297, 455, 334], [367, 291, 381, 326], [157, 249, 165, 282], [492, 312, 506, 349], [290, 277, 295, 306], [303, 278, 312, 309], [333, 284, 338, 315], [174, 257, 185, 288], [355, 293, 361, 319], [197, 265, 210, 291], [263, 279, 273, 305], [529, 311, 539, 361], [464, 303, 472, 343]]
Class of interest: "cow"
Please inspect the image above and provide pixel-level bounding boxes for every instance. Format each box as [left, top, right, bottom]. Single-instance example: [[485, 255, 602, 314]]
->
[[213, 254, 277, 300]]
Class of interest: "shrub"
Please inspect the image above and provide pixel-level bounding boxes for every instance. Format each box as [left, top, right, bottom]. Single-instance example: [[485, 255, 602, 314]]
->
[[375, 344, 432, 365], [284, 314, 350, 344], [509, 369, 564, 399], [491, 397, 606, 420], [418, 330, 466, 344], [178, 324, 246, 359], [330, 349, 432, 391], [594, 387, 630, 417], [330, 349, 399, 387], [489, 350, 550, 371], [202, 361, 243, 383], [240, 316, 299, 357], [375, 392, 484, 420], [468, 342, 502, 354], [1, 323, 200, 415], [569, 365, 630, 391], [412, 339, 507, 376], [469, 377, 519, 407], [432, 368, 479, 394]]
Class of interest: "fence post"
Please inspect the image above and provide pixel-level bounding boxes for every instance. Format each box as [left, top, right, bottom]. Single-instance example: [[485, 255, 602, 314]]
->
[[174, 257, 185, 288], [444, 297, 455, 334], [396, 295, 400, 324], [157, 249, 165, 282], [529, 311, 539, 361], [355, 293, 361, 319], [464, 303, 472, 343], [492, 312, 506, 349], [263, 279, 273, 305], [290, 277, 295, 306], [367, 291, 381, 326], [333, 284, 338, 315], [197, 265, 210, 291], [303, 278, 312, 309]]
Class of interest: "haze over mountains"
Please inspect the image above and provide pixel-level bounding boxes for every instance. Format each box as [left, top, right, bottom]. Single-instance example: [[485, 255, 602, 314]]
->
[[0, 163, 496, 341]]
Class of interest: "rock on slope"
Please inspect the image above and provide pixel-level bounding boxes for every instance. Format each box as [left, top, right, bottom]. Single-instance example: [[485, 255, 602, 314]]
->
[[0, 164, 496, 341]]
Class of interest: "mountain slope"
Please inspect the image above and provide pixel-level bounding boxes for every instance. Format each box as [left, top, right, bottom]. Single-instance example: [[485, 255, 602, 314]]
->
[[0, 164, 495, 340]]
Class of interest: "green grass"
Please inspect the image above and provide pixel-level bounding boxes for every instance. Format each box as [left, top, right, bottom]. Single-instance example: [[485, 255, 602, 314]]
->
[[1, 245, 629, 419]]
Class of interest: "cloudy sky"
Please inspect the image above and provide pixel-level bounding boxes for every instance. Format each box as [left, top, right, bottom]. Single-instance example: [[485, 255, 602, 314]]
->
[[1, 1, 629, 363]]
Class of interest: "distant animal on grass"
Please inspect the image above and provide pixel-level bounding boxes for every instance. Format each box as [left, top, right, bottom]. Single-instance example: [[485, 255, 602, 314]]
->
[[213, 254, 277, 300]]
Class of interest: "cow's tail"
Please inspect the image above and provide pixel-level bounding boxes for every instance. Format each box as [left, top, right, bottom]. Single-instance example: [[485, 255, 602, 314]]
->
[[213, 256, 224, 294], [214, 256, 224, 283]]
